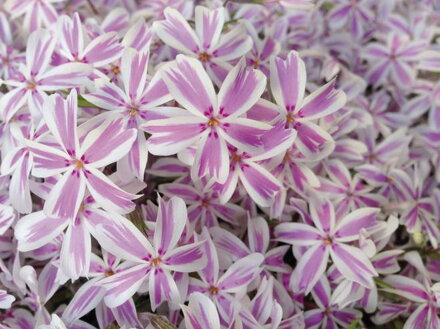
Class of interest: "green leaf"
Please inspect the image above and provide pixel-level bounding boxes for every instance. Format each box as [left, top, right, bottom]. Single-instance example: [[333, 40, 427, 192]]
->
[[149, 315, 177, 329], [346, 318, 361, 329], [374, 278, 394, 289], [427, 252, 440, 260], [77, 95, 100, 108]]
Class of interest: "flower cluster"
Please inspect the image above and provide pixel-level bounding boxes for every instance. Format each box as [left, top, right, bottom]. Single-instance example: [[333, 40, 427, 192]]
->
[[0, 0, 439, 328]]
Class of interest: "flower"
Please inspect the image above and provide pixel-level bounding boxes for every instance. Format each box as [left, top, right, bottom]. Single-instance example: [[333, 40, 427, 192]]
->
[[275, 198, 379, 293], [143, 55, 267, 183], [96, 196, 206, 310], [27, 90, 138, 220], [153, 6, 252, 84]]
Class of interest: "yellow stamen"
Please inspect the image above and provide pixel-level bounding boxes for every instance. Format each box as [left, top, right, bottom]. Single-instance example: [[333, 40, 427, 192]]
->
[[286, 113, 295, 123], [75, 160, 84, 168], [199, 52, 211, 62], [323, 238, 332, 245], [209, 286, 219, 295], [112, 66, 121, 74], [150, 257, 161, 267], [129, 108, 138, 116], [208, 118, 219, 126]]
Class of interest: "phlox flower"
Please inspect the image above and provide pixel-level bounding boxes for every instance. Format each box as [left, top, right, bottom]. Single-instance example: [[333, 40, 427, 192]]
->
[[143, 55, 267, 184], [96, 196, 206, 310]]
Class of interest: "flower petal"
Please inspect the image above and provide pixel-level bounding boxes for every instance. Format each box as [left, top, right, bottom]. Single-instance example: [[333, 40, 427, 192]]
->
[[270, 51, 306, 111], [15, 211, 68, 252], [275, 222, 323, 246], [44, 168, 86, 220], [60, 217, 91, 280], [291, 244, 330, 294], [80, 118, 137, 168], [217, 253, 264, 293], [238, 161, 282, 208], [154, 196, 187, 255], [163, 241, 206, 272], [82, 32, 124, 67], [100, 264, 149, 308], [153, 7, 200, 54], [161, 55, 216, 117], [330, 243, 377, 288]]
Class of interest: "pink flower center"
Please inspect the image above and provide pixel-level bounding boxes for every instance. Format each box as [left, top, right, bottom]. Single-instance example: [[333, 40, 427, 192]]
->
[[75, 160, 84, 168]]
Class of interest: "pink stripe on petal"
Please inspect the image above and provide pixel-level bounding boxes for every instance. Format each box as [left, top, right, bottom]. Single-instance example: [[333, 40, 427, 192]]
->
[[247, 217, 269, 254], [217, 59, 266, 118], [112, 299, 141, 328], [295, 122, 335, 160], [162, 55, 216, 117], [220, 118, 269, 153], [58, 13, 84, 59], [121, 49, 149, 103], [139, 74, 172, 108], [26, 30, 55, 76], [42, 91, 79, 157], [153, 7, 200, 54], [122, 21, 152, 52], [94, 217, 153, 262], [163, 241, 206, 272], [60, 217, 91, 280], [195, 7, 224, 51], [217, 253, 264, 293], [334, 207, 379, 241], [383, 275, 430, 303], [325, 160, 351, 189], [192, 130, 229, 183], [299, 79, 346, 120], [83, 78, 128, 110], [82, 32, 124, 67], [81, 118, 137, 167], [144, 116, 205, 156], [37, 63, 92, 91], [159, 183, 201, 203], [44, 168, 86, 220], [211, 26, 252, 61], [198, 231, 219, 285], [239, 162, 282, 208], [292, 244, 330, 293], [85, 168, 137, 214], [149, 268, 180, 311], [275, 223, 323, 246], [210, 226, 249, 260], [270, 51, 306, 111], [0, 205, 15, 235], [182, 292, 220, 329], [15, 211, 68, 252], [154, 196, 187, 255], [309, 197, 335, 235], [0, 87, 28, 122], [101, 264, 149, 308], [367, 60, 391, 85], [330, 243, 377, 288], [63, 282, 106, 323]]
